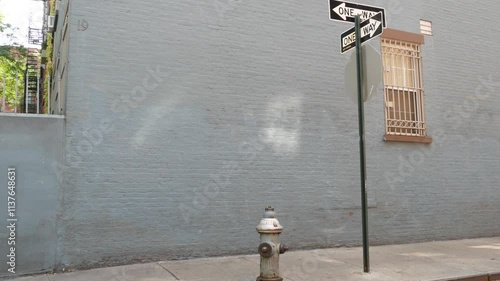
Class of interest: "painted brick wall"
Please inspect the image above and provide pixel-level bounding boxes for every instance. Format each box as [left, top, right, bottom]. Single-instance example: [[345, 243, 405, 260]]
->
[[51, 0, 70, 115], [58, 0, 500, 269]]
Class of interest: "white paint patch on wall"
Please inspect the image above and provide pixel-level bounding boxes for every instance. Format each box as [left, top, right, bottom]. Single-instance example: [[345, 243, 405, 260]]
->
[[260, 93, 303, 155], [131, 93, 183, 149]]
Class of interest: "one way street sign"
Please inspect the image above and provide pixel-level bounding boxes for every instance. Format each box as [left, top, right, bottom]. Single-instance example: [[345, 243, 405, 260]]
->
[[340, 12, 383, 54], [330, 0, 386, 27]]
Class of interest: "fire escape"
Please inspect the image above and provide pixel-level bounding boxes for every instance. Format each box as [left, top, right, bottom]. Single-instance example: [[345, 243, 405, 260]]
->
[[23, 27, 43, 114]]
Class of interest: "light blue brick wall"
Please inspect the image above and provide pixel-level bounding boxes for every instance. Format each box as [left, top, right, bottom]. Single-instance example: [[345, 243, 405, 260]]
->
[[57, 0, 500, 269]]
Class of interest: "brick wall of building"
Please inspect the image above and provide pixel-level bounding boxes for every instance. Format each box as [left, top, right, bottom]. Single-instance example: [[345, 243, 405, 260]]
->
[[57, 0, 500, 269]]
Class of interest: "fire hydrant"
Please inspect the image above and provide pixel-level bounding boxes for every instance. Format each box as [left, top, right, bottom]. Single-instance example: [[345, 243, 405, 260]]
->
[[256, 206, 288, 281]]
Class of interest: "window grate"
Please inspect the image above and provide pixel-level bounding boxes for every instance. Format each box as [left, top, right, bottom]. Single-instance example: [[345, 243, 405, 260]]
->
[[382, 39, 427, 137]]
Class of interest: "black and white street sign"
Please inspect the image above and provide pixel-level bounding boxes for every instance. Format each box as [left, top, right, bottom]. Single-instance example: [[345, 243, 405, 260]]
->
[[340, 12, 383, 54], [328, 0, 386, 274], [330, 0, 386, 27]]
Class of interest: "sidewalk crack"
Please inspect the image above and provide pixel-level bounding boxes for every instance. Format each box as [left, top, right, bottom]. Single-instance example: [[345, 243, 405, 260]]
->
[[157, 263, 181, 280]]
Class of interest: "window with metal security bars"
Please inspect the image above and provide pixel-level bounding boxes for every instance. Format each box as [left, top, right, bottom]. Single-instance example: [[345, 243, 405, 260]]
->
[[381, 38, 427, 137]]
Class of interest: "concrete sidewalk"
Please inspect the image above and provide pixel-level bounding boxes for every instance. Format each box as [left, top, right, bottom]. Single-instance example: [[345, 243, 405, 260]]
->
[[13, 237, 500, 281]]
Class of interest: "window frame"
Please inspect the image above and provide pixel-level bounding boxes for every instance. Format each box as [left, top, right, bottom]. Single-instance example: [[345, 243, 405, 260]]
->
[[381, 28, 432, 144]]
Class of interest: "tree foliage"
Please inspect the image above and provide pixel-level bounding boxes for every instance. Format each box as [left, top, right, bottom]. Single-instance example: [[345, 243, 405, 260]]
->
[[0, 13, 27, 111], [43, 0, 56, 109], [0, 46, 27, 110], [0, 13, 20, 46]]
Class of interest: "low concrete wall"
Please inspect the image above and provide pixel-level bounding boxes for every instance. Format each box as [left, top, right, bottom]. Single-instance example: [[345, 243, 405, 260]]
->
[[0, 114, 65, 277]]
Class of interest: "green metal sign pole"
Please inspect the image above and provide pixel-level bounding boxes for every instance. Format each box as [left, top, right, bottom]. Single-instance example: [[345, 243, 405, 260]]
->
[[354, 15, 370, 273]]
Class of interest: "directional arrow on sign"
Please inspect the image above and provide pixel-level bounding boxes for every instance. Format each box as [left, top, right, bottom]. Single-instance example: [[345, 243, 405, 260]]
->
[[340, 12, 383, 54], [330, 0, 386, 27]]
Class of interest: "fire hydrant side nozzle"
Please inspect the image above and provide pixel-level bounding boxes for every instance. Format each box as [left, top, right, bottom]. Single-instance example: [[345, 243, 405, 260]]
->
[[256, 206, 288, 281]]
